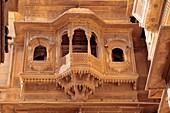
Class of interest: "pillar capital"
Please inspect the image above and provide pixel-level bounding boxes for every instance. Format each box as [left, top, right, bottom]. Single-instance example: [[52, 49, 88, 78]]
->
[[68, 33, 73, 39], [85, 32, 92, 39]]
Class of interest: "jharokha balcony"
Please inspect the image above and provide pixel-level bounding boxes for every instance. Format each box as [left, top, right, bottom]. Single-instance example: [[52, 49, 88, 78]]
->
[[56, 53, 103, 101], [21, 52, 137, 101], [20, 28, 138, 101]]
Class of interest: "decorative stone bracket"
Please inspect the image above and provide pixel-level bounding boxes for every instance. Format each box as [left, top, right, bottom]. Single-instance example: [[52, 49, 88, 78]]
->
[[57, 71, 102, 101], [20, 68, 138, 101]]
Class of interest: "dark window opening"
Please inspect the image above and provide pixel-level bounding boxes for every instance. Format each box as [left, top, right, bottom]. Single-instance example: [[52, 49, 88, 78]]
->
[[61, 34, 69, 57], [130, 16, 136, 23], [72, 29, 87, 53], [140, 28, 146, 39], [130, 16, 138, 23], [5, 26, 12, 53], [90, 33, 97, 57], [33, 45, 47, 60], [112, 48, 124, 62]]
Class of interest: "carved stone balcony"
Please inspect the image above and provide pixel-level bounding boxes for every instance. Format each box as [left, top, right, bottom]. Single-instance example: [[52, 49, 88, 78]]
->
[[20, 53, 138, 101], [57, 53, 103, 101]]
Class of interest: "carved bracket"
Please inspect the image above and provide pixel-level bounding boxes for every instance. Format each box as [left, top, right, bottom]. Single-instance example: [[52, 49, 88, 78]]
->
[[57, 72, 102, 101]]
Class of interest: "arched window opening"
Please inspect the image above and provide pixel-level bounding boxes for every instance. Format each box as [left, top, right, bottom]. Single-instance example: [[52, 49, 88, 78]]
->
[[61, 34, 69, 57], [112, 48, 124, 62], [90, 33, 97, 57], [72, 29, 87, 53], [33, 45, 47, 60]]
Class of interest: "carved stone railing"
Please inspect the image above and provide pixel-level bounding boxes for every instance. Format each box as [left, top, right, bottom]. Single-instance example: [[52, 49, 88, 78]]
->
[[59, 53, 102, 74], [71, 53, 89, 65], [59, 53, 71, 73], [90, 55, 102, 72]]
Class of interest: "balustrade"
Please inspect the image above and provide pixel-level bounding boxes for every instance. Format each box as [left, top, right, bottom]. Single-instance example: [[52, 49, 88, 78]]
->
[[59, 53, 102, 73]]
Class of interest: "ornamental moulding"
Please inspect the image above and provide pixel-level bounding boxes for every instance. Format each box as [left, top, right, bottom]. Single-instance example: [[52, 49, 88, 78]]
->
[[21, 67, 138, 101]]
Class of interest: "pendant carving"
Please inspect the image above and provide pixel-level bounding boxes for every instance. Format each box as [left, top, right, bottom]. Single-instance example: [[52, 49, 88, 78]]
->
[[57, 72, 102, 101]]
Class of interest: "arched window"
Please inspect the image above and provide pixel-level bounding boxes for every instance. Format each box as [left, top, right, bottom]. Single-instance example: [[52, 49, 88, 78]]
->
[[112, 48, 124, 62], [90, 33, 97, 57], [61, 34, 69, 57], [33, 45, 47, 60], [72, 29, 87, 53]]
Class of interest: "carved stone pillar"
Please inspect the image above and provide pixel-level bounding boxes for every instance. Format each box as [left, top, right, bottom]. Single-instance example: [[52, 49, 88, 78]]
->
[[87, 34, 91, 55], [68, 23, 73, 54], [68, 34, 73, 54]]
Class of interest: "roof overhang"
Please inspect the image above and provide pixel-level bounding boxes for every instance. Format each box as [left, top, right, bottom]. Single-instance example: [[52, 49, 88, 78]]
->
[[146, 26, 170, 90]]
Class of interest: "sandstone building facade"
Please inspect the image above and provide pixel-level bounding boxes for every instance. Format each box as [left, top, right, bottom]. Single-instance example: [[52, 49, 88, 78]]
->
[[0, 0, 170, 113]]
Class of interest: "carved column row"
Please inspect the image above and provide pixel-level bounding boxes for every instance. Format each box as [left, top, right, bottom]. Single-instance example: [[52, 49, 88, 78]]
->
[[68, 29, 92, 55]]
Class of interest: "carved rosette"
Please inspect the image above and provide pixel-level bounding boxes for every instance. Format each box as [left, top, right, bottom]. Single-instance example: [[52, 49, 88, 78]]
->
[[57, 71, 102, 101]]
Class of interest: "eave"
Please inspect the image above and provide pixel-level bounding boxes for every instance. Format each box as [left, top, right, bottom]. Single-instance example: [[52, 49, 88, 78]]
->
[[146, 26, 170, 90]]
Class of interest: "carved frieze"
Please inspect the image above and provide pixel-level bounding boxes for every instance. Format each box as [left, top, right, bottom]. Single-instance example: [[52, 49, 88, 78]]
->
[[24, 82, 56, 92], [29, 60, 51, 72], [0, 88, 20, 101]]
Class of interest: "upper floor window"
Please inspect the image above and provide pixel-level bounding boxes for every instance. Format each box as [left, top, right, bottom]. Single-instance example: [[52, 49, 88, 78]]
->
[[72, 29, 87, 53], [33, 45, 47, 60], [61, 34, 69, 57], [112, 48, 124, 62], [90, 33, 97, 57]]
